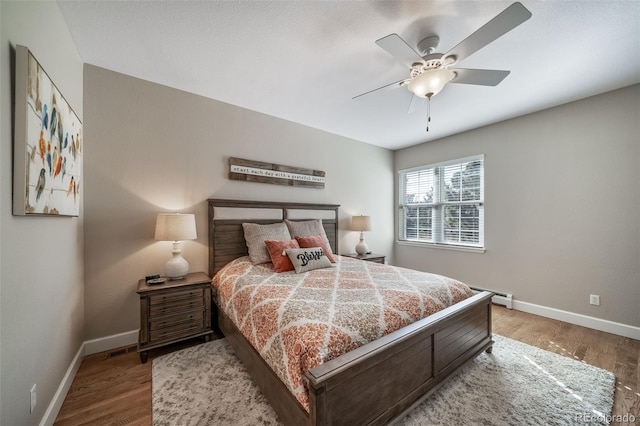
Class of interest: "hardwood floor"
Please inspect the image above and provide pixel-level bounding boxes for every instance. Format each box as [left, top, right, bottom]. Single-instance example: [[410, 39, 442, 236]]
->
[[54, 306, 640, 425]]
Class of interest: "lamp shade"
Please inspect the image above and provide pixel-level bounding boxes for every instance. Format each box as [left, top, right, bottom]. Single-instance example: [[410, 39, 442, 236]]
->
[[351, 215, 372, 232], [155, 213, 197, 241], [408, 69, 455, 98]]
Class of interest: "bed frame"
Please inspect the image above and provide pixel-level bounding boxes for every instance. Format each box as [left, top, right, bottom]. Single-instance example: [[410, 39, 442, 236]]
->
[[208, 198, 493, 426]]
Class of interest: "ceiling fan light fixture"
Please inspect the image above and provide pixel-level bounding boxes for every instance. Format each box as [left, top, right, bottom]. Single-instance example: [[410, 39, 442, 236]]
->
[[407, 69, 455, 98]]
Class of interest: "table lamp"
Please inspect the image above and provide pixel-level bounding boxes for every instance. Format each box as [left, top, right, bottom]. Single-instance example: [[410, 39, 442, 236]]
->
[[351, 215, 372, 255], [155, 213, 197, 280]]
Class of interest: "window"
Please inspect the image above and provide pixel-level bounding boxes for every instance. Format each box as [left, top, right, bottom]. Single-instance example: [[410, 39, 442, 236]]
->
[[398, 155, 484, 249]]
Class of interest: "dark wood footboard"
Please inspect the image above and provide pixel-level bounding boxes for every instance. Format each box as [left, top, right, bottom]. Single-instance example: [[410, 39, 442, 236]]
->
[[306, 291, 493, 425], [217, 291, 493, 426]]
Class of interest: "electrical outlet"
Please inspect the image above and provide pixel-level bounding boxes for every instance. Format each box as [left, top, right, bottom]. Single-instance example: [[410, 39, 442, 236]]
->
[[589, 294, 600, 306], [30, 384, 37, 413]]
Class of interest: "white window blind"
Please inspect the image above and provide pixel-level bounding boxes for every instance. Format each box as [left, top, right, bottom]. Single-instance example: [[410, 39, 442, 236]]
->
[[399, 155, 484, 248]]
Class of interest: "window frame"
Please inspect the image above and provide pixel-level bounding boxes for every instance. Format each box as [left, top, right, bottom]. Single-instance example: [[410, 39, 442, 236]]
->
[[398, 155, 485, 251]]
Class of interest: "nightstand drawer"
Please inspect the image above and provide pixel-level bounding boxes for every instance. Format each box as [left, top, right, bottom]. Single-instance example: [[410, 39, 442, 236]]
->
[[149, 309, 205, 331], [149, 298, 204, 317], [149, 288, 203, 306], [149, 319, 206, 342]]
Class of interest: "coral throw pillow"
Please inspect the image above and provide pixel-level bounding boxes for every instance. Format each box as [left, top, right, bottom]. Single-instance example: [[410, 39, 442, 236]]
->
[[264, 239, 300, 272], [295, 234, 336, 263]]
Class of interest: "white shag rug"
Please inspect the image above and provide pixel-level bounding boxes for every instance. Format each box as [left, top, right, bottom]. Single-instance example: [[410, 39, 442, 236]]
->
[[152, 335, 615, 425]]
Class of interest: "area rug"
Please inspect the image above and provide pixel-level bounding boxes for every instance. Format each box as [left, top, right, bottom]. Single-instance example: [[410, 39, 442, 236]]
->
[[152, 335, 615, 425]]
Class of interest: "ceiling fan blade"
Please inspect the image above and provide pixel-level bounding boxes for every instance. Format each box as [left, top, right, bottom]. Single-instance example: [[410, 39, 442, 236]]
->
[[443, 2, 532, 64], [375, 33, 424, 69], [450, 68, 510, 86], [352, 79, 406, 99]]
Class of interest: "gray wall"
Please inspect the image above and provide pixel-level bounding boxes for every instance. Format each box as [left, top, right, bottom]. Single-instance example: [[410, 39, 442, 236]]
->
[[83, 65, 394, 340], [1, 2, 84, 425], [395, 85, 640, 327]]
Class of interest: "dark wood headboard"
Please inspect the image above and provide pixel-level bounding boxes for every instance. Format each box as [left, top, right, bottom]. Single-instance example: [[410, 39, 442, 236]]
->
[[208, 199, 340, 276]]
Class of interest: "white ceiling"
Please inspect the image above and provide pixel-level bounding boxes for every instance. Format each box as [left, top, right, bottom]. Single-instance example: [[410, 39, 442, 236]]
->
[[57, 1, 640, 150]]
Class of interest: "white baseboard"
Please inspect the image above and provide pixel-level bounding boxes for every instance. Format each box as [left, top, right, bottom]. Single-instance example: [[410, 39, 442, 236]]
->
[[83, 329, 138, 356], [512, 300, 640, 341], [39, 343, 85, 426], [492, 293, 513, 309], [470, 287, 513, 309]]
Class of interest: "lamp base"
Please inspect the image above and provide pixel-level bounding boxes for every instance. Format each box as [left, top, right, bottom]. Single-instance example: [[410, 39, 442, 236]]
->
[[355, 233, 369, 255], [165, 242, 189, 280]]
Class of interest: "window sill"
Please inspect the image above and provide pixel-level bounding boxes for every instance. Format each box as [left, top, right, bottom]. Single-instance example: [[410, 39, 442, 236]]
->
[[396, 240, 486, 254]]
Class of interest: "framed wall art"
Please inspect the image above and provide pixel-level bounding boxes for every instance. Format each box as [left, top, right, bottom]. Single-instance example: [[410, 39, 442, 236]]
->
[[13, 45, 82, 216]]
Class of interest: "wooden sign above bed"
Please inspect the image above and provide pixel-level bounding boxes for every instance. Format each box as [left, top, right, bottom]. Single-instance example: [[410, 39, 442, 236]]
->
[[228, 157, 325, 189]]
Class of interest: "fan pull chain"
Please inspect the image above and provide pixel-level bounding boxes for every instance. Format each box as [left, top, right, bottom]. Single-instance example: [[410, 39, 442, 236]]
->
[[426, 95, 431, 132]]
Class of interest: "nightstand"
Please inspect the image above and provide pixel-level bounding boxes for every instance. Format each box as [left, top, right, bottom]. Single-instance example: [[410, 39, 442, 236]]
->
[[137, 271, 213, 363], [342, 253, 386, 264]]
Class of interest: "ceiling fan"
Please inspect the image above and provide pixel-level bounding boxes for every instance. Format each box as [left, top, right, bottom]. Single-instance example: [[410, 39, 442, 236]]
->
[[354, 2, 532, 130]]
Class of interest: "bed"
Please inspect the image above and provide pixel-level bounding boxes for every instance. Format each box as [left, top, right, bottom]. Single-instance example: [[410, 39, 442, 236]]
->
[[208, 198, 493, 426]]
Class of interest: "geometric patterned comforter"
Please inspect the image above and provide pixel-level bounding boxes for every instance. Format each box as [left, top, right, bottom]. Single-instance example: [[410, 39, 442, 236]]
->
[[211, 255, 474, 412]]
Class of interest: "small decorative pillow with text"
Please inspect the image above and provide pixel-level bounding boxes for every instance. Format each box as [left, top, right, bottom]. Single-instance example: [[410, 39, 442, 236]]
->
[[295, 234, 336, 263], [264, 239, 300, 273], [285, 247, 333, 274], [242, 222, 292, 265]]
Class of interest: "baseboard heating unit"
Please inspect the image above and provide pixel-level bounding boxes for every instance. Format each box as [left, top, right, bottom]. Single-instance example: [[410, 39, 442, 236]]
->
[[470, 287, 513, 309]]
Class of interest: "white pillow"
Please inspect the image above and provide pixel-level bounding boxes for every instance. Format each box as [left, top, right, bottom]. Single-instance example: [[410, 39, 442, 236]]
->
[[242, 222, 292, 264], [285, 219, 326, 238]]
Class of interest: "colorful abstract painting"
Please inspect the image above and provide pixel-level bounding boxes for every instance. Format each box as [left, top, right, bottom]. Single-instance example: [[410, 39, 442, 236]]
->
[[13, 45, 82, 216]]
